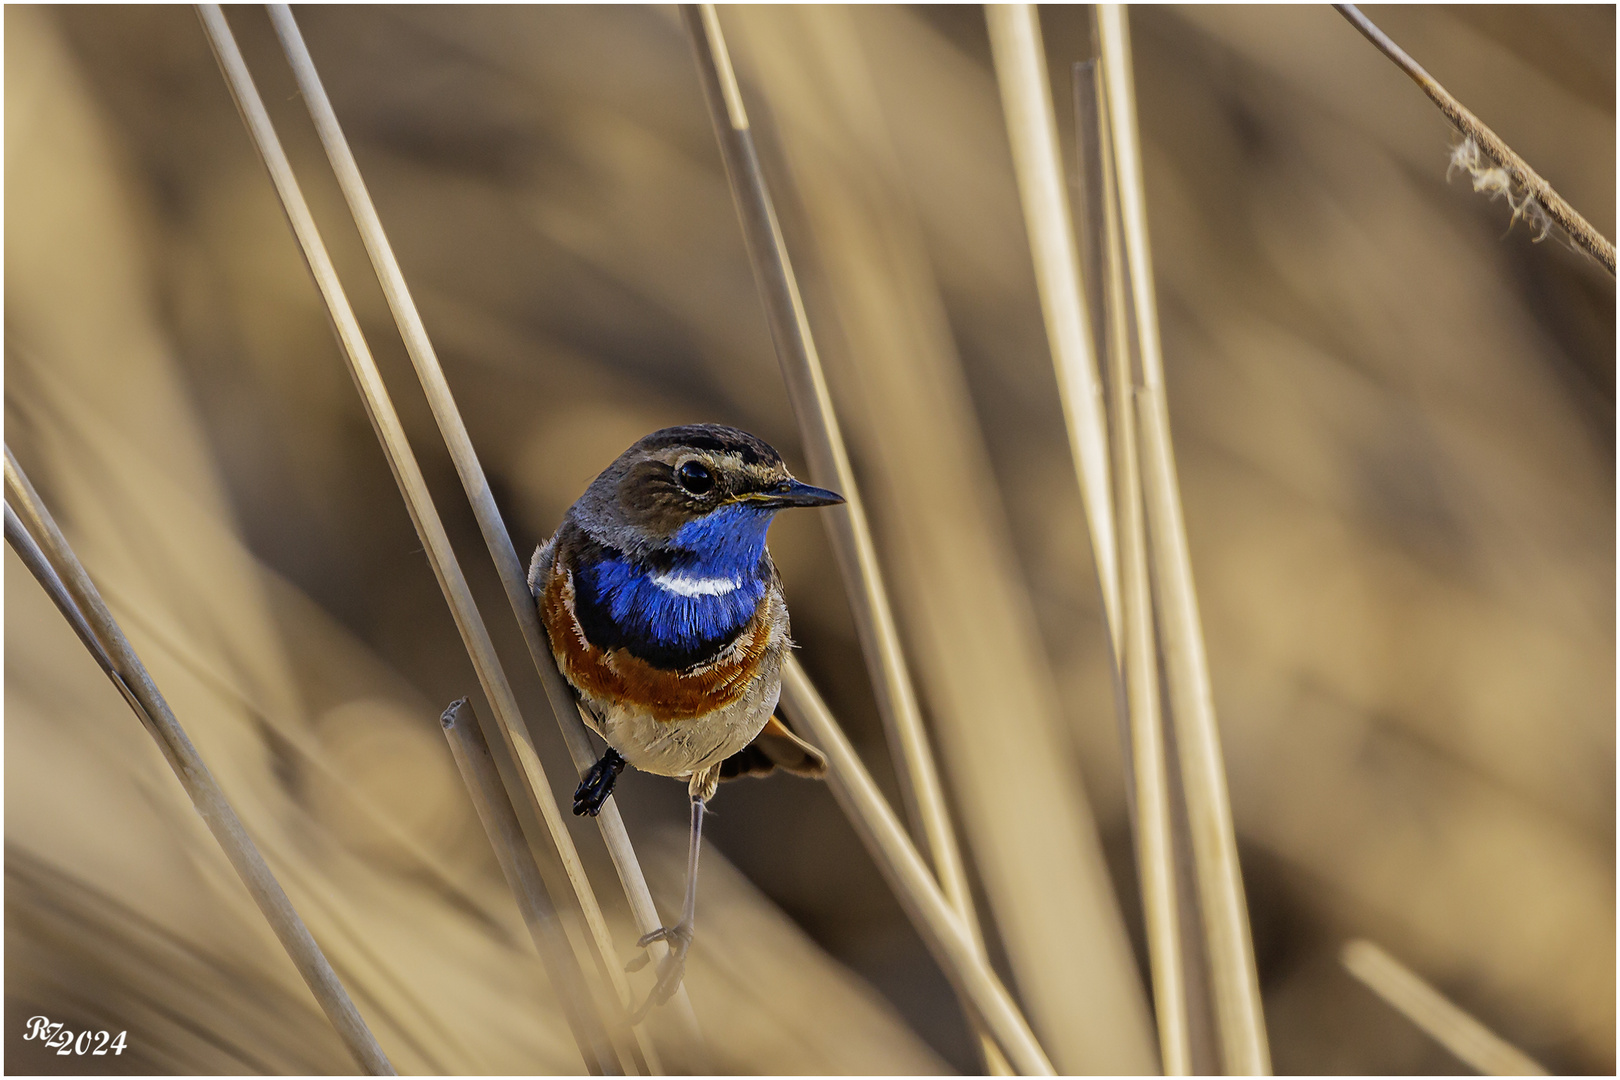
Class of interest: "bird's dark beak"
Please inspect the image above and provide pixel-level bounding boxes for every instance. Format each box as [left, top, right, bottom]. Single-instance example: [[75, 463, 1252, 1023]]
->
[[754, 479, 845, 509]]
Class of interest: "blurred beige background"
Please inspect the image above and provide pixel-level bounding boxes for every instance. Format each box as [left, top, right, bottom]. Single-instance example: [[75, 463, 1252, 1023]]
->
[[6, 4, 1613, 1074]]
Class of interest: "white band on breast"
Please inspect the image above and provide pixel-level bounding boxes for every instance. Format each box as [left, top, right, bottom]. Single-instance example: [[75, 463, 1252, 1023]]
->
[[649, 570, 742, 597]]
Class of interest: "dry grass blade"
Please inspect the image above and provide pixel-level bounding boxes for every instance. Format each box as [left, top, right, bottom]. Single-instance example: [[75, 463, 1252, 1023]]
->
[[1073, 47, 1194, 1077], [262, 6, 697, 1059], [3, 448, 395, 1076], [985, 4, 1119, 639], [194, 5, 640, 1066], [777, 658, 1054, 1077], [680, 4, 1003, 1071], [1342, 940, 1549, 1076], [1096, 5, 1271, 1074], [1333, 4, 1614, 275], [440, 699, 619, 1075]]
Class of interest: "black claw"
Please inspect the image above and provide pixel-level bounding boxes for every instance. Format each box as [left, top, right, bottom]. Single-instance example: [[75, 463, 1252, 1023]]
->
[[573, 747, 627, 817]]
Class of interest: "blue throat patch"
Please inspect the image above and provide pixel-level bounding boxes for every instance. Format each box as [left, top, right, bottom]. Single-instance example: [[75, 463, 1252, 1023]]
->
[[575, 503, 776, 670]]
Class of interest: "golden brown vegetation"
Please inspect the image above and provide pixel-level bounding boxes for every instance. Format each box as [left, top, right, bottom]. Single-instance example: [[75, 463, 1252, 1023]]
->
[[5, 4, 1612, 1075]]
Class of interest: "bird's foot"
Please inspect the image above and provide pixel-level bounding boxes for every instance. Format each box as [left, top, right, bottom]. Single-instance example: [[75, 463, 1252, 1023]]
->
[[626, 922, 692, 1020], [573, 748, 626, 817]]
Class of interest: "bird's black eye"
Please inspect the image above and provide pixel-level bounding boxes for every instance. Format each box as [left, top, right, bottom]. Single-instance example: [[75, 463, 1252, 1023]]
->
[[675, 461, 714, 494]]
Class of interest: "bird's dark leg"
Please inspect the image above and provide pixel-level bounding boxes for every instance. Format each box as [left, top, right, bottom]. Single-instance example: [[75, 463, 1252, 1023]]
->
[[628, 789, 706, 1018], [573, 747, 626, 817]]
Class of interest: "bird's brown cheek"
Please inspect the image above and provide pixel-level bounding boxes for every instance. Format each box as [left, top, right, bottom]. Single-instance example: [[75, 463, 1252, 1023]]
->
[[618, 464, 693, 539]]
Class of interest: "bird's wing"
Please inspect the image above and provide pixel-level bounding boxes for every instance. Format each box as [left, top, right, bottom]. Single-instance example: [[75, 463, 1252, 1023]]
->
[[720, 713, 828, 782]]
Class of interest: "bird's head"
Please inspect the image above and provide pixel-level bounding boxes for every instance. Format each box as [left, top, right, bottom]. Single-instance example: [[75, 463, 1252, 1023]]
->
[[568, 424, 843, 567]]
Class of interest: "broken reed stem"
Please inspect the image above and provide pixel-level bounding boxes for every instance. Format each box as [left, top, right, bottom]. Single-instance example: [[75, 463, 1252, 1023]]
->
[[262, 5, 696, 1059], [680, 6, 1006, 1073], [1334, 3, 1615, 276], [195, 7, 643, 1069], [1071, 51, 1193, 1077], [441, 699, 620, 1076], [778, 658, 1054, 1077], [3, 449, 395, 1077], [1341, 941, 1548, 1076], [985, 4, 1119, 639], [1095, 6, 1271, 1074]]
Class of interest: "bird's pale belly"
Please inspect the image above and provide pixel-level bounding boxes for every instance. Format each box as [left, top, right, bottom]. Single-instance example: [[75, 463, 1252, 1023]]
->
[[578, 657, 783, 778]]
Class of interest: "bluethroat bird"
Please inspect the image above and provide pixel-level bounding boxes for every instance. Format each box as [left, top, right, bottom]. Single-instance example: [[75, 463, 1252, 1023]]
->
[[528, 424, 841, 1013]]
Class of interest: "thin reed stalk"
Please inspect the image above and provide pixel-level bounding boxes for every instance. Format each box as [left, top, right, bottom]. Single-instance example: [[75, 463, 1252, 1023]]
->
[[3, 448, 395, 1077], [262, 6, 698, 1058], [1073, 49, 1194, 1077], [985, 4, 1118, 638], [778, 658, 1054, 1077], [1333, 4, 1615, 276], [195, 6, 642, 1067], [678, 0, 974, 924], [680, 5, 1005, 1072], [5, 503, 111, 672], [1341, 940, 1548, 1076], [441, 698, 620, 1076], [1096, 6, 1271, 1073]]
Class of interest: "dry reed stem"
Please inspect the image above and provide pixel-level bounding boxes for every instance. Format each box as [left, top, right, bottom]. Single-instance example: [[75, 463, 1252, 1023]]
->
[[5, 503, 114, 675], [1096, 6, 1271, 1074], [718, 6, 1154, 1068], [1333, 4, 1615, 276], [1071, 50, 1194, 1076], [679, 0, 975, 924], [681, 5, 1005, 1072], [985, 4, 1119, 639], [778, 658, 1054, 1076], [1341, 940, 1549, 1076], [3, 449, 395, 1076], [262, 6, 697, 1060], [441, 699, 621, 1075], [195, 6, 638, 1066]]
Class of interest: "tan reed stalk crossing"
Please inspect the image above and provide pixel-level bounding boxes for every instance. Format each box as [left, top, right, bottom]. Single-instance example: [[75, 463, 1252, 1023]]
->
[[4, 450, 396, 1076], [441, 699, 620, 1076], [680, 5, 1009, 1073], [778, 658, 1054, 1076], [1334, 4, 1615, 276], [262, 5, 699, 1060], [195, 8, 641, 1072], [1341, 941, 1548, 1076], [1096, 5, 1271, 1073], [1073, 42, 1195, 1077]]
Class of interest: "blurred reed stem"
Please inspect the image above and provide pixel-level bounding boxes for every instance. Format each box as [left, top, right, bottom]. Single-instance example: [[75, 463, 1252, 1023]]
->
[[441, 698, 624, 1076], [1341, 940, 1549, 1076], [263, 5, 699, 1060], [681, 5, 1006, 1073], [1096, 5, 1271, 1073], [985, 4, 1119, 640], [991, 7, 1192, 1066], [196, 6, 641, 1065], [1333, 4, 1615, 275], [778, 658, 1054, 1077], [3, 448, 395, 1076], [1074, 44, 1195, 1077]]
